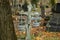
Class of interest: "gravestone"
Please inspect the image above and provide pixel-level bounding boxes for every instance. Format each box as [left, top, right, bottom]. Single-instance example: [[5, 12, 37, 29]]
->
[[46, 3, 60, 32]]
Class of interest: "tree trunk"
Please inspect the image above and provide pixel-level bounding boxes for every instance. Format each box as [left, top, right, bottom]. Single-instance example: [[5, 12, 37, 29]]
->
[[40, 3, 45, 18], [0, 0, 17, 40]]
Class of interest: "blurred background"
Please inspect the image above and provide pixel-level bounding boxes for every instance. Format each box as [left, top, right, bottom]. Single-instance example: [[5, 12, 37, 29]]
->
[[9, 0, 60, 40]]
